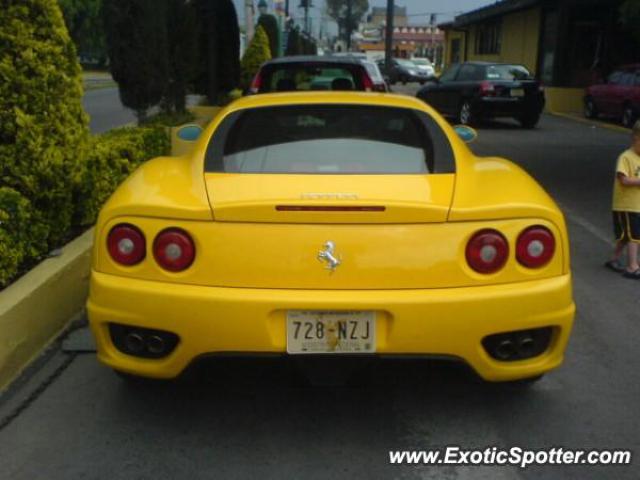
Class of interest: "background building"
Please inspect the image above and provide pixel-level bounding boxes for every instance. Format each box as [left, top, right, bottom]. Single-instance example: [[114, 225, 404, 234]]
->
[[356, 5, 444, 62], [440, 0, 639, 113]]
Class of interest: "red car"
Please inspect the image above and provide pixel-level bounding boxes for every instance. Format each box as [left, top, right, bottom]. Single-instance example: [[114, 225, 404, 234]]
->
[[585, 64, 640, 128]]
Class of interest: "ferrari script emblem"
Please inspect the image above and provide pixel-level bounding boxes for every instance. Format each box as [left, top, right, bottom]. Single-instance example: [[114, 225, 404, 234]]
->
[[318, 241, 341, 273]]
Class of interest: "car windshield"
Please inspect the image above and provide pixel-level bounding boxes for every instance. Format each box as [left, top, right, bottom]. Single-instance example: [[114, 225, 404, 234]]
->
[[397, 59, 415, 67], [259, 63, 364, 92], [485, 65, 533, 81], [211, 106, 438, 174]]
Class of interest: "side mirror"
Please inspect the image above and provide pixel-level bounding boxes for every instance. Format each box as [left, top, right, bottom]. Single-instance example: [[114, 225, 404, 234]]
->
[[176, 124, 203, 142], [453, 125, 478, 143]]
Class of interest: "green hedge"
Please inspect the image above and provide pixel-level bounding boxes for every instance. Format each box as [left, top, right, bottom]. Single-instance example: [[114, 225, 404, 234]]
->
[[0, 126, 169, 289], [74, 126, 170, 227]]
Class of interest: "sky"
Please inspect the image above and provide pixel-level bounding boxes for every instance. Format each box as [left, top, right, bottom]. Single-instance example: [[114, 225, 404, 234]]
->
[[232, 0, 496, 35]]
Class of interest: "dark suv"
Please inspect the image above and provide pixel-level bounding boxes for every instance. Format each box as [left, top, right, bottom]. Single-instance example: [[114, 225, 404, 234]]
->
[[585, 65, 640, 128], [416, 62, 545, 128], [248, 56, 384, 94]]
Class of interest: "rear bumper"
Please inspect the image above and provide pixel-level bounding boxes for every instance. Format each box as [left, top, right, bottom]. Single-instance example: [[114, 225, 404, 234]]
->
[[473, 96, 545, 118], [87, 271, 575, 382]]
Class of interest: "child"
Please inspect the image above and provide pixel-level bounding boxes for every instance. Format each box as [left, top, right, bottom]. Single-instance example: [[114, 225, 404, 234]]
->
[[606, 120, 640, 278]]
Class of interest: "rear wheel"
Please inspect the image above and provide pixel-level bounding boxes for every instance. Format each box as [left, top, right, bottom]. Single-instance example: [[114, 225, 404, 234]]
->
[[622, 104, 636, 129], [584, 96, 598, 119], [458, 100, 474, 125], [519, 113, 540, 129]]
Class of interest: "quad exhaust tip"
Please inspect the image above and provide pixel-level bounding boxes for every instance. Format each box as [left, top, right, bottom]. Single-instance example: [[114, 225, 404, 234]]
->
[[110, 324, 179, 359], [482, 327, 553, 362]]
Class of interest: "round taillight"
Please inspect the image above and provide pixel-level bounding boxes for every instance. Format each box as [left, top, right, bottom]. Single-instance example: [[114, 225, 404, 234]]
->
[[153, 228, 195, 272], [107, 224, 146, 266], [517, 226, 555, 268], [466, 229, 509, 274]]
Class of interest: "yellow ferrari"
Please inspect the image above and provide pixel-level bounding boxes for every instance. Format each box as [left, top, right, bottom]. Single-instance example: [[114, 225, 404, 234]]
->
[[87, 92, 575, 383]]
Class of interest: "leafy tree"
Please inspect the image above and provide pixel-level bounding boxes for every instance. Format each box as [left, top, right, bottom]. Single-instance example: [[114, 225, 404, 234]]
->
[[241, 25, 271, 89], [163, 0, 198, 113], [257, 13, 280, 58], [285, 26, 303, 56], [102, 0, 169, 122], [194, 0, 241, 104], [58, 0, 106, 65], [620, 0, 640, 45], [0, 0, 89, 254], [326, 0, 369, 45]]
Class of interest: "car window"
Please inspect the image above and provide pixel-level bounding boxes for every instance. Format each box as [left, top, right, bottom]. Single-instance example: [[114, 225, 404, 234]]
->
[[397, 59, 415, 68], [206, 106, 456, 174], [620, 72, 635, 86], [457, 64, 483, 81], [439, 64, 460, 82], [635, 71, 640, 87], [608, 71, 623, 85], [260, 64, 364, 92], [485, 65, 532, 81], [363, 62, 383, 82]]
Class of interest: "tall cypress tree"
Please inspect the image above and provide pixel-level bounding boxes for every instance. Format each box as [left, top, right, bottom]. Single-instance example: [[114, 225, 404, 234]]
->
[[257, 13, 280, 58], [0, 0, 88, 254], [164, 0, 198, 113], [103, 0, 169, 121], [195, 0, 240, 104]]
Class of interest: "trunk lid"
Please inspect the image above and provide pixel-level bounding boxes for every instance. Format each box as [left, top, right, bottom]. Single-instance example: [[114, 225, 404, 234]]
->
[[205, 173, 455, 223]]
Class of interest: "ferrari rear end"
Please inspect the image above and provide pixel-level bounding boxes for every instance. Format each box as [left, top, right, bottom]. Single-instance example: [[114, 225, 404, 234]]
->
[[87, 93, 574, 383]]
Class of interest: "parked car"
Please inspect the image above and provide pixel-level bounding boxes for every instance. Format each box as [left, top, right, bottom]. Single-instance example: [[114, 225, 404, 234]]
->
[[416, 62, 546, 128], [584, 64, 640, 128], [87, 91, 574, 384], [248, 56, 379, 94], [377, 58, 433, 85], [411, 57, 436, 79], [360, 59, 389, 92]]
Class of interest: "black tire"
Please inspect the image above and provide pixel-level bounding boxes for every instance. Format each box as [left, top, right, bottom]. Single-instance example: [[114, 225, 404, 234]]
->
[[584, 96, 598, 119], [401, 76, 407, 85], [458, 100, 473, 125], [622, 104, 636, 129], [419, 80, 425, 85], [519, 113, 540, 129]]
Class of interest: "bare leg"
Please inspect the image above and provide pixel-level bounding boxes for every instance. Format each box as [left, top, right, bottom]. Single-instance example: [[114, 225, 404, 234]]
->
[[612, 240, 626, 261], [627, 242, 639, 272]]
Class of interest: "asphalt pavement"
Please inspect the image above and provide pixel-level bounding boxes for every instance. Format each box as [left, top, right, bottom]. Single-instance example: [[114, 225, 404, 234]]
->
[[83, 87, 137, 134], [0, 84, 638, 480]]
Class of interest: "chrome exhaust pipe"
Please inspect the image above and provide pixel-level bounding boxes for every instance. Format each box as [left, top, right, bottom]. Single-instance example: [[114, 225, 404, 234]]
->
[[495, 340, 516, 360], [517, 335, 536, 356], [146, 335, 166, 355], [124, 333, 145, 353]]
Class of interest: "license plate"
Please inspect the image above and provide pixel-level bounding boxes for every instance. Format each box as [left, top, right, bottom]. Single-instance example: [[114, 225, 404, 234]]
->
[[286, 311, 376, 354], [511, 88, 525, 97]]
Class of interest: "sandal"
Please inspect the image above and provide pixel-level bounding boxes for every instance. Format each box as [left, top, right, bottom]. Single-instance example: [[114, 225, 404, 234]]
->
[[604, 260, 625, 273], [622, 269, 640, 279]]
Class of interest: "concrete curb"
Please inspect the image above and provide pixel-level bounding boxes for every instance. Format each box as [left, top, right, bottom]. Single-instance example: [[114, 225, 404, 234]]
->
[[548, 111, 632, 135], [0, 229, 93, 392]]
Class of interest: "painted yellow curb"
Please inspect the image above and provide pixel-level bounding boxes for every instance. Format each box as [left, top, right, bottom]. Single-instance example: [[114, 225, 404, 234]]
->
[[0, 228, 94, 392], [548, 111, 632, 135]]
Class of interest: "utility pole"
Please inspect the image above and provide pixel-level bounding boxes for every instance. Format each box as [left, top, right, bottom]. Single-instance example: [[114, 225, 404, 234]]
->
[[245, 0, 255, 42], [346, 0, 353, 51], [384, 0, 394, 72]]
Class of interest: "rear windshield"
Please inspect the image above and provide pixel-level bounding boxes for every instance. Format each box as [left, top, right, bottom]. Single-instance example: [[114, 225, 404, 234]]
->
[[486, 65, 532, 81], [259, 63, 365, 92], [205, 105, 455, 174]]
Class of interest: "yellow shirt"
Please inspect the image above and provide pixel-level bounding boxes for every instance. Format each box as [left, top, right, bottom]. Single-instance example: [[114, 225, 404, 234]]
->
[[613, 149, 640, 213]]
